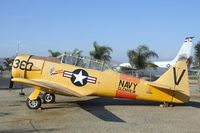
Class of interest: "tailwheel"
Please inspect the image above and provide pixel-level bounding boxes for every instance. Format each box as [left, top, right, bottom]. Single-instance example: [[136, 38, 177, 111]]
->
[[43, 93, 55, 104], [160, 102, 174, 107], [163, 102, 169, 107], [26, 97, 42, 110]]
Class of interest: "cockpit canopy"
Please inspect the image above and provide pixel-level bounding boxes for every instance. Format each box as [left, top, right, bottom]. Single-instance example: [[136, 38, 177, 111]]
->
[[58, 53, 111, 71]]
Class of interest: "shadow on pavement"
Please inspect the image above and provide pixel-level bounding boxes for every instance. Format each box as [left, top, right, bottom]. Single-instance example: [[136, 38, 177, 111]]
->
[[183, 101, 200, 108], [44, 97, 161, 123], [43, 97, 200, 122]]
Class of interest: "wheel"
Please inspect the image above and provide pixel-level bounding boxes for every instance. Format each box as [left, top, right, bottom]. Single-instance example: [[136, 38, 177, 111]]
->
[[26, 97, 41, 110], [43, 93, 55, 103], [161, 102, 174, 107], [163, 102, 169, 107]]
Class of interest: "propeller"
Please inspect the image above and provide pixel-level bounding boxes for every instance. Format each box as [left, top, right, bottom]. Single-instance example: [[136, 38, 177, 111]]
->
[[9, 76, 14, 88], [9, 76, 25, 95]]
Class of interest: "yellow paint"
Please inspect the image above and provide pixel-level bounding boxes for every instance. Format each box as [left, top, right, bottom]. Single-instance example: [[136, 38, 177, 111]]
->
[[28, 87, 41, 100], [11, 54, 190, 104]]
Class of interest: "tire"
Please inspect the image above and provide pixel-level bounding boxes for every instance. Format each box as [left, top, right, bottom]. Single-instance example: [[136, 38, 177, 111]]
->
[[26, 97, 41, 110], [43, 93, 55, 104]]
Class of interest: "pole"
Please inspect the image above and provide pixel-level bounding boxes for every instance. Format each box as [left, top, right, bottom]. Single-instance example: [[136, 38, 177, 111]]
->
[[17, 41, 25, 96], [16, 41, 20, 56]]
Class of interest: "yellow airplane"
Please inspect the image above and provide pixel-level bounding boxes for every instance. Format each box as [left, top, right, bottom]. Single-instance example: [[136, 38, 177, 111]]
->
[[10, 53, 190, 110]]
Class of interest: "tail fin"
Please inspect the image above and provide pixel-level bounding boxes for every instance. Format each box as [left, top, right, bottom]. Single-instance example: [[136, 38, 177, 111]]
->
[[155, 60, 190, 103], [172, 37, 193, 63]]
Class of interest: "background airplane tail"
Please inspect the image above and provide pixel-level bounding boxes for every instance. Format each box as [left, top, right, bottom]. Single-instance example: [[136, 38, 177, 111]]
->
[[172, 37, 193, 63], [155, 60, 190, 103]]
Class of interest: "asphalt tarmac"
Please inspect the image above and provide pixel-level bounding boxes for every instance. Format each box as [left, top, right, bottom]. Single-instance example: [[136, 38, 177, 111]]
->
[[0, 79, 200, 133]]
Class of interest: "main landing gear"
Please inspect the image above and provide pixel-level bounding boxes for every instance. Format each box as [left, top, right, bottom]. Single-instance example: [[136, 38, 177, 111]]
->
[[26, 87, 56, 110], [26, 97, 42, 110], [42, 93, 55, 104]]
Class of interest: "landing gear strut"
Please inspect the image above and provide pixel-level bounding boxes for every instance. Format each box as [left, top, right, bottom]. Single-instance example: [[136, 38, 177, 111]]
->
[[26, 97, 42, 110], [160, 102, 174, 107], [43, 93, 55, 104]]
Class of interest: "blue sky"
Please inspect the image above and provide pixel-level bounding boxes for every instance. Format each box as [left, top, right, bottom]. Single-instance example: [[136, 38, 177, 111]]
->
[[0, 0, 199, 62]]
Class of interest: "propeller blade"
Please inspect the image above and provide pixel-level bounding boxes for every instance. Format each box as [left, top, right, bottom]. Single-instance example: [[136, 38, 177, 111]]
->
[[9, 76, 14, 88]]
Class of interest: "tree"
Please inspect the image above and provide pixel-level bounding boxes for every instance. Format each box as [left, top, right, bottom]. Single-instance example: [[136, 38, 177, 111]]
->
[[194, 41, 200, 68], [90, 41, 113, 62], [71, 48, 83, 56], [127, 45, 159, 69], [187, 56, 193, 68], [0, 65, 4, 74], [3, 58, 14, 71], [48, 50, 62, 57], [64, 48, 84, 66], [178, 55, 193, 68]]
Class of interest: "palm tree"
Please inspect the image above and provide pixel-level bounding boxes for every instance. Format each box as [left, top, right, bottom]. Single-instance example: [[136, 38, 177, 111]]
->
[[3, 58, 14, 71], [48, 50, 62, 57], [0, 65, 4, 75], [71, 48, 83, 56], [187, 56, 193, 68], [127, 45, 159, 69], [178, 55, 193, 68], [90, 41, 113, 62], [194, 41, 200, 68]]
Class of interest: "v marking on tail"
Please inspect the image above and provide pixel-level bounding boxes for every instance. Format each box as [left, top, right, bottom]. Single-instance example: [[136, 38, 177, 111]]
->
[[173, 67, 186, 85]]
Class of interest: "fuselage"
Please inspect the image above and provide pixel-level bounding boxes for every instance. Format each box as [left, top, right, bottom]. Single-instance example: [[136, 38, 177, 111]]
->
[[12, 54, 190, 104]]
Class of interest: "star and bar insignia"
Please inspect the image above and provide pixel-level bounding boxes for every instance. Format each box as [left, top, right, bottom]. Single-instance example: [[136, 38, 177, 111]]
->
[[63, 69, 97, 87]]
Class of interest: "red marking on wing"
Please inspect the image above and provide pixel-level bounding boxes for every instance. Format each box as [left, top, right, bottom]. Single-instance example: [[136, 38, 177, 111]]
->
[[116, 90, 137, 99], [120, 74, 140, 83]]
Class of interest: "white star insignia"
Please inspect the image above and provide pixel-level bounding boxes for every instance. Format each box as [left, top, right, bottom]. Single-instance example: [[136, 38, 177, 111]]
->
[[73, 70, 87, 85]]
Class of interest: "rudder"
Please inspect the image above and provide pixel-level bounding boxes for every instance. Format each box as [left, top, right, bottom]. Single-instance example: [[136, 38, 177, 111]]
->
[[155, 60, 190, 103]]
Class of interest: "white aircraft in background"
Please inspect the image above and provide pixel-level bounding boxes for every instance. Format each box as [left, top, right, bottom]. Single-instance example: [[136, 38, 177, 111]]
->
[[120, 37, 193, 69], [154, 37, 193, 68]]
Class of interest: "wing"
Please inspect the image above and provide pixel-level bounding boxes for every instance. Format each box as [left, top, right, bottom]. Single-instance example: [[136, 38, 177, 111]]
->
[[147, 82, 183, 92], [12, 78, 82, 97]]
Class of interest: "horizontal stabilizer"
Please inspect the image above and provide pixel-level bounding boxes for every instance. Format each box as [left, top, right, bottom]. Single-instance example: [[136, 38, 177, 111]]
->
[[147, 82, 183, 92]]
